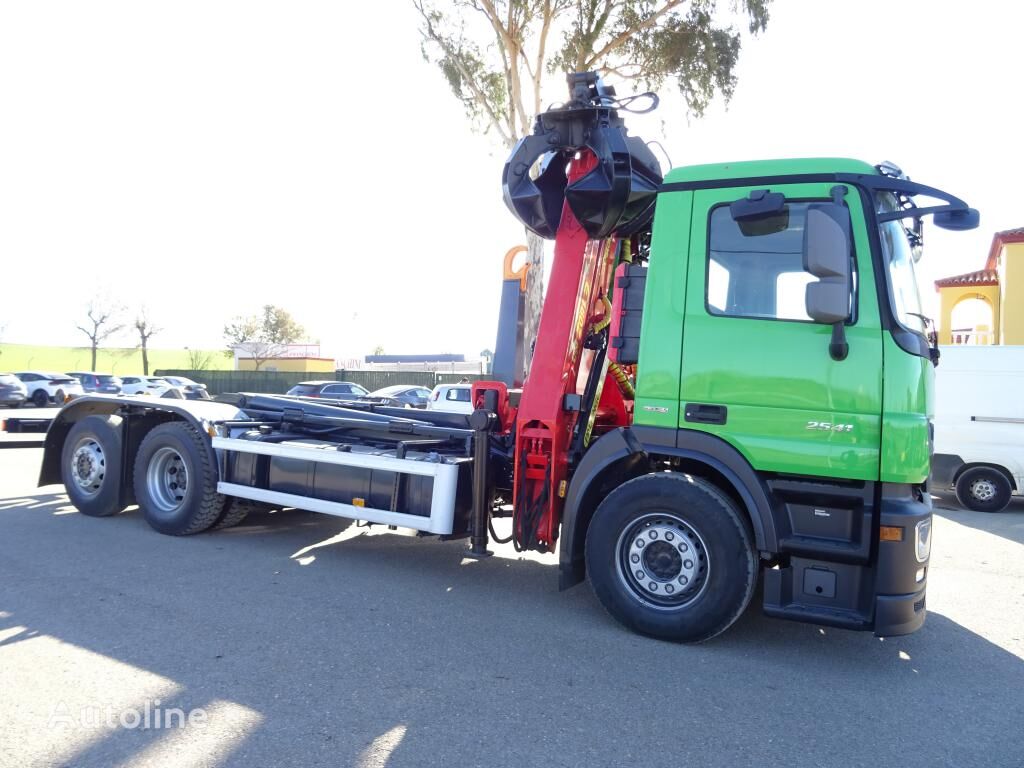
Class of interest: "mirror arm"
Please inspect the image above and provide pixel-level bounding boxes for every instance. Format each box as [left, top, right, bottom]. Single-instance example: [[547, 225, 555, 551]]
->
[[830, 323, 849, 362]]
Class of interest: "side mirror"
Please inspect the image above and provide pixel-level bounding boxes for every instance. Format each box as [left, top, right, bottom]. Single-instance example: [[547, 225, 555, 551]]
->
[[933, 207, 980, 231], [803, 203, 852, 325]]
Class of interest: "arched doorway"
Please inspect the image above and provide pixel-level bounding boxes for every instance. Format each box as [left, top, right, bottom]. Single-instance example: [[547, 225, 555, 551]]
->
[[949, 294, 996, 345]]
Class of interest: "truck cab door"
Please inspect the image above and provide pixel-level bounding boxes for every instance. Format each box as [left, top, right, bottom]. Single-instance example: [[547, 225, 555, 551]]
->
[[679, 183, 884, 481]]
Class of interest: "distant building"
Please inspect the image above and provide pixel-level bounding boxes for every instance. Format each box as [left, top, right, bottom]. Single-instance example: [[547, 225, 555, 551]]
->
[[935, 228, 1024, 345], [361, 353, 483, 374], [233, 343, 334, 373]]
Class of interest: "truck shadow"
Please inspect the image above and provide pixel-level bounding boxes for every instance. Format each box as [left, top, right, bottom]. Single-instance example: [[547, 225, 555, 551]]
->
[[932, 490, 1024, 546], [1, 492, 1023, 766]]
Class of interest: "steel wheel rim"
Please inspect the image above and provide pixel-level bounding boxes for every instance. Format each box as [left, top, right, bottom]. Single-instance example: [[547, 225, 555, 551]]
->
[[970, 478, 997, 502], [615, 512, 710, 610], [70, 437, 105, 497], [146, 446, 189, 515]]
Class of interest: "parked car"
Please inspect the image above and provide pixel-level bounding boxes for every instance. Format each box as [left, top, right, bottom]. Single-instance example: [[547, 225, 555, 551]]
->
[[120, 375, 184, 397], [160, 375, 211, 400], [0, 373, 28, 408], [286, 381, 370, 401], [15, 371, 84, 407], [67, 372, 122, 394], [368, 385, 433, 408], [427, 383, 474, 414]]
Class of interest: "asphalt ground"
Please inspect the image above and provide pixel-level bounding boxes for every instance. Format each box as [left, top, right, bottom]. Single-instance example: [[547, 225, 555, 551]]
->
[[0, 446, 1022, 768]]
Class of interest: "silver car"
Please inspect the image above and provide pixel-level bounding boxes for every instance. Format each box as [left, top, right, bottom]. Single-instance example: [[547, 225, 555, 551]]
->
[[0, 373, 28, 408]]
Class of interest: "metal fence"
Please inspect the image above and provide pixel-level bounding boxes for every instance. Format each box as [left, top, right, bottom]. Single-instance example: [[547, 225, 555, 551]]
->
[[155, 369, 487, 395]]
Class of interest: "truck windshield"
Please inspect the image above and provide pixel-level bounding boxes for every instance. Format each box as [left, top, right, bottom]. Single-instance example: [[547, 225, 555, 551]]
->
[[877, 193, 926, 334]]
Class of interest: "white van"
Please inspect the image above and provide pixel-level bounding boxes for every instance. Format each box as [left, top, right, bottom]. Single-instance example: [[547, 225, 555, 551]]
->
[[427, 383, 474, 414], [932, 345, 1024, 512]]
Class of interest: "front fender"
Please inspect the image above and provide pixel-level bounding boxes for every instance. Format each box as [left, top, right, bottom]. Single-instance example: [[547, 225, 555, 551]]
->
[[559, 428, 649, 590], [558, 426, 779, 590]]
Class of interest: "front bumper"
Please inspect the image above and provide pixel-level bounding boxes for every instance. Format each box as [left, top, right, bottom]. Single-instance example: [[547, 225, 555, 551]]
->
[[873, 484, 931, 636], [874, 587, 927, 636]]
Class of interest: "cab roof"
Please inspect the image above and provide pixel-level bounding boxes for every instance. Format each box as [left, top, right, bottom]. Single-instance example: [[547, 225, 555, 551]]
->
[[664, 158, 878, 185]]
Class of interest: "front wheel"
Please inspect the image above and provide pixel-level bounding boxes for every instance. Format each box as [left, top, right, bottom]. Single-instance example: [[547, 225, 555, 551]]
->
[[585, 473, 757, 643], [32, 389, 49, 407], [955, 466, 1012, 512], [133, 421, 226, 535]]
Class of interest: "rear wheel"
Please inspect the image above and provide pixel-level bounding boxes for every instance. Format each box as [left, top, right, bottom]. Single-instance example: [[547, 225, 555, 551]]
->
[[60, 415, 126, 517], [133, 421, 226, 535], [955, 466, 1012, 512], [213, 498, 261, 529], [586, 473, 757, 643]]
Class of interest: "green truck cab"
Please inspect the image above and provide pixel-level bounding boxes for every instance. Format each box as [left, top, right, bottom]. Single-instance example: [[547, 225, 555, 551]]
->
[[559, 157, 975, 640]]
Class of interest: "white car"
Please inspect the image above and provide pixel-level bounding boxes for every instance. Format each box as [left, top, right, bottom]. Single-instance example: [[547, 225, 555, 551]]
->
[[426, 383, 474, 414], [160, 376, 210, 399], [15, 371, 84, 407], [120, 375, 184, 397]]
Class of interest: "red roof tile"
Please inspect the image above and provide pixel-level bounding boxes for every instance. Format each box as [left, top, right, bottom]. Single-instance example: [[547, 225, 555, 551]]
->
[[985, 228, 1024, 271], [935, 269, 1000, 289]]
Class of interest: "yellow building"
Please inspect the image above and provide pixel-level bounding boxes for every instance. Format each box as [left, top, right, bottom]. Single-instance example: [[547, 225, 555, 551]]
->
[[935, 228, 1024, 345]]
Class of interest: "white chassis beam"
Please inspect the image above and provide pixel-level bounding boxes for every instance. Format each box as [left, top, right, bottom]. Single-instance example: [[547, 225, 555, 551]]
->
[[212, 437, 459, 535]]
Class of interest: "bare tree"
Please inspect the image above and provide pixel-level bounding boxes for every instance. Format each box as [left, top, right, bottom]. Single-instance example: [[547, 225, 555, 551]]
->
[[76, 300, 125, 371], [224, 305, 305, 371], [134, 308, 162, 375], [186, 347, 214, 371], [415, 0, 770, 372]]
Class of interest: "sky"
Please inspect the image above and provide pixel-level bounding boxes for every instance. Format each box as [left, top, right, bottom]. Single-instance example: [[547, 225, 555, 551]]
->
[[1, 0, 1020, 360]]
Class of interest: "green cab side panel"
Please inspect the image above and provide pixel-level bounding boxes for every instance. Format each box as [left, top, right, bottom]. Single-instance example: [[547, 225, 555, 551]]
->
[[880, 335, 933, 484], [636, 180, 885, 481], [634, 189, 692, 429]]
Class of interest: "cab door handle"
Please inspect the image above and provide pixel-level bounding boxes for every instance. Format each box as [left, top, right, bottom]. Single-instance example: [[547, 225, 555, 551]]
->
[[684, 403, 727, 425]]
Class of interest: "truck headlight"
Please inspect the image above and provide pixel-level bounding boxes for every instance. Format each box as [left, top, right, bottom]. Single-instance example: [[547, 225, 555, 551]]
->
[[915, 518, 932, 563]]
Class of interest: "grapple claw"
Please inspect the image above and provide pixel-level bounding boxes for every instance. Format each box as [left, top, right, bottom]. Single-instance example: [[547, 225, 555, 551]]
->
[[501, 72, 663, 239]]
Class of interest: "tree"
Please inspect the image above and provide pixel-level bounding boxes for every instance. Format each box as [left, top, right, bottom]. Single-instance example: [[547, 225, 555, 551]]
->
[[134, 308, 162, 375], [186, 347, 215, 371], [76, 300, 124, 371], [224, 305, 305, 371], [371, 344, 385, 356], [415, 0, 770, 373]]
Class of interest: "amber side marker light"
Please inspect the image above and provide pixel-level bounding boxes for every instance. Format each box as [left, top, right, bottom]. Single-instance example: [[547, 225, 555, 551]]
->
[[880, 525, 904, 542]]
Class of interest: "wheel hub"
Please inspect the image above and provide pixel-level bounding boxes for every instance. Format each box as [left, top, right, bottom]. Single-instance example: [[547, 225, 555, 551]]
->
[[617, 515, 708, 608], [146, 446, 189, 514], [970, 478, 997, 502], [70, 439, 105, 496]]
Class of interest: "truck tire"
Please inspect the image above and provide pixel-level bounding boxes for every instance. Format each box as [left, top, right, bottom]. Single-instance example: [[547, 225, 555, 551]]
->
[[60, 415, 126, 517], [955, 466, 1012, 512], [213, 498, 259, 529], [133, 421, 226, 535], [585, 473, 757, 643]]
